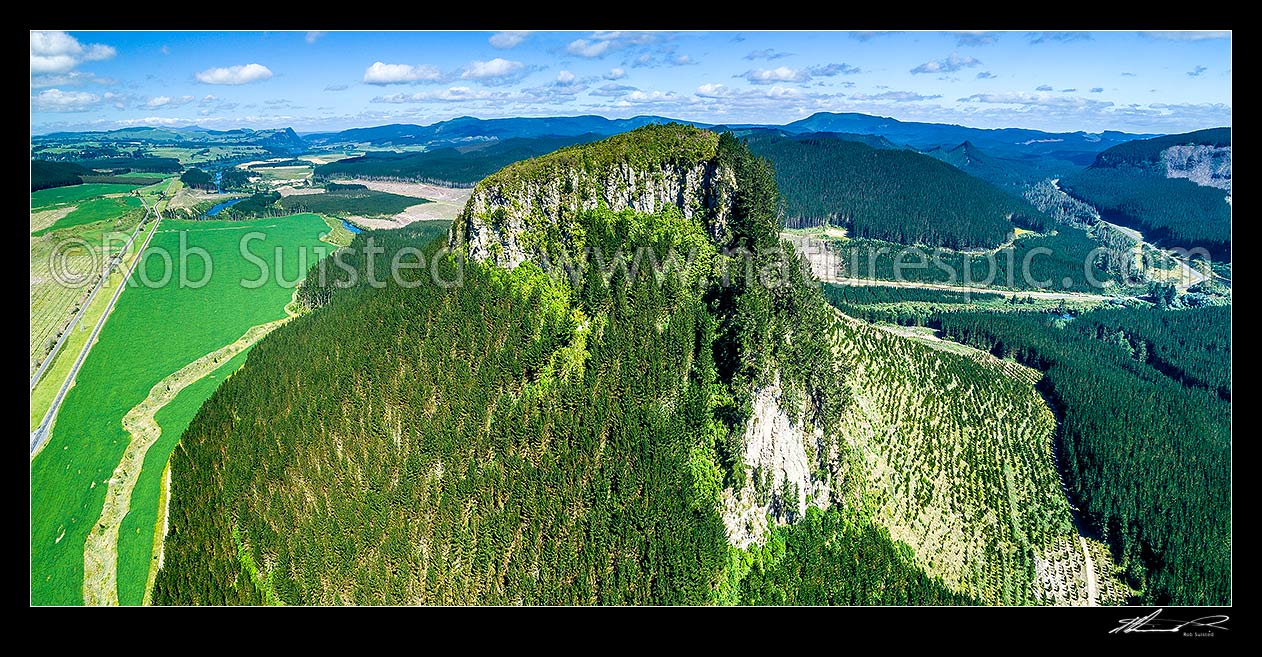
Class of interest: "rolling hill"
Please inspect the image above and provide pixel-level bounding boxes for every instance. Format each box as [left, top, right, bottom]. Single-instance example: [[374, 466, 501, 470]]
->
[[1060, 127, 1232, 258], [304, 115, 702, 148], [313, 134, 607, 186], [783, 112, 1156, 161], [744, 132, 1052, 248]]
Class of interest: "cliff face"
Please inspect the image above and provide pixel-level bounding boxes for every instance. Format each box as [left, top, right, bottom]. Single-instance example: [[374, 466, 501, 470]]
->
[[449, 125, 735, 268], [721, 377, 834, 548], [1162, 144, 1232, 192], [446, 124, 847, 550]]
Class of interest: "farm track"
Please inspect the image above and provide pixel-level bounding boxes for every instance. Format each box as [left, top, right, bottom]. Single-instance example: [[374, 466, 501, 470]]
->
[[82, 308, 297, 605], [782, 233, 1128, 303]]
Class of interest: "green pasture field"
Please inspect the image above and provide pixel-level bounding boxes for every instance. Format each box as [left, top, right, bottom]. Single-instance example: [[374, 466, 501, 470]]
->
[[117, 348, 253, 606], [33, 196, 143, 237], [30, 213, 331, 605], [30, 220, 158, 427], [32, 183, 141, 210]]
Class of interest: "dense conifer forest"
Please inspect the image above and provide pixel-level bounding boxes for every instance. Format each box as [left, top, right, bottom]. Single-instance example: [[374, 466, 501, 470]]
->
[[745, 134, 1053, 248], [931, 308, 1230, 604]]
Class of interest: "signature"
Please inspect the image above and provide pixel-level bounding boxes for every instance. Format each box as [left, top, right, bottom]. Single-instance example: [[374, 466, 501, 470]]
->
[[1111, 609, 1230, 635]]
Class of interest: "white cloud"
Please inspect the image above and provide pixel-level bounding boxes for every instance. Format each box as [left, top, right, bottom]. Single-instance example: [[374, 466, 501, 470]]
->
[[622, 89, 680, 104], [195, 63, 273, 85], [160, 45, 170, 56], [1140, 31, 1230, 41], [1036, 84, 1054, 91], [556, 70, 575, 84], [324, 84, 349, 91], [31, 88, 99, 112], [1090, 87, 1104, 93], [848, 31, 898, 41], [958, 92, 1114, 109], [30, 71, 112, 89], [736, 63, 856, 85], [976, 71, 997, 79], [910, 52, 981, 75], [695, 83, 728, 98], [806, 63, 861, 77], [363, 62, 443, 85], [739, 66, 808, 84], [1027, 31, 1091, 44], [565, 31, 658, 59], [30, 30, 116, 75], [567, 38, 613, 58], [850, 90, 942, 102], [1187, 65, 1208, 77], [103, 91, 130, 109], [744, 49, 793, 61], [591, 83, 637, 97], [372, 86, 497, 103], [489, 30, 529, 49], [461, 58, 527, 83], [84, 44, 116, 61], [146, 95, 195, 108], [604, 68, 626, 80], [306, 31, 326, 44], [950, 30, 999, 46]]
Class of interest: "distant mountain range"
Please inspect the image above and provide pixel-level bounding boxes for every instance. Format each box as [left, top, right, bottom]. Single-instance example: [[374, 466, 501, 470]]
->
[[33, 112, 1163, 163], [34, 125, 306, 150]]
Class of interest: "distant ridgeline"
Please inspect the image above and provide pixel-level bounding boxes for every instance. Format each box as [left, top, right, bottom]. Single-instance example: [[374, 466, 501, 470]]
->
[[744, 132, 1054, 249], [153, 125, 971, 605], [313, 134, 605, 186], [31, 157, 180, 192], [1060, 128, 1231, 259]]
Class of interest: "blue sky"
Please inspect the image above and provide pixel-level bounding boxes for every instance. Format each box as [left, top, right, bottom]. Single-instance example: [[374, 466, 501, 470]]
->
[[30, 30, 1231, 135]]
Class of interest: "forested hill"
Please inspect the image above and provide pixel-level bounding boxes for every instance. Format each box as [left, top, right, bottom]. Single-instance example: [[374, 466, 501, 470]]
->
[[922, 141, 1057, 192], [1090, 127, 1231, 168], [312, 134, 605, 186], [1060, 127, 1232, 258], [744, 133, 1053, 248], [152, 126, 968, 605]]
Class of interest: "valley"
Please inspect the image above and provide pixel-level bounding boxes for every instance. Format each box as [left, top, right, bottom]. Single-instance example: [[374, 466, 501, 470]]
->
[[29, 28, 1231, 610]]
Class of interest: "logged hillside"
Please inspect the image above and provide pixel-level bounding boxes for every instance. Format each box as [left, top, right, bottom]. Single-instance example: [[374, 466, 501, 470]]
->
[[1061, 128, 1231, 258], [935, 308, 1231, 604], [745, 134, 1052, 248], [313, 134, 604, 185]]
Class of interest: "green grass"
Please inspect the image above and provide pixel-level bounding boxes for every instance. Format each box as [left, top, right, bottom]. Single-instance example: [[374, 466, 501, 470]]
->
[[116, 347, 253, 606], [317, 214, 356, 247], [33, 196, 143, 237], [30, 213, 331, 606], [30, 203, 150, 374], [116, 171, 172, 179], [31, 220, 159, 427], [31, 183, 141, 210]]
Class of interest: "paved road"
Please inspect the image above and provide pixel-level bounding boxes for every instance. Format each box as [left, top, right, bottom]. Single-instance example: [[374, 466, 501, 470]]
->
[[30, 202, 152, 389], [31, 198, 162, 456]]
